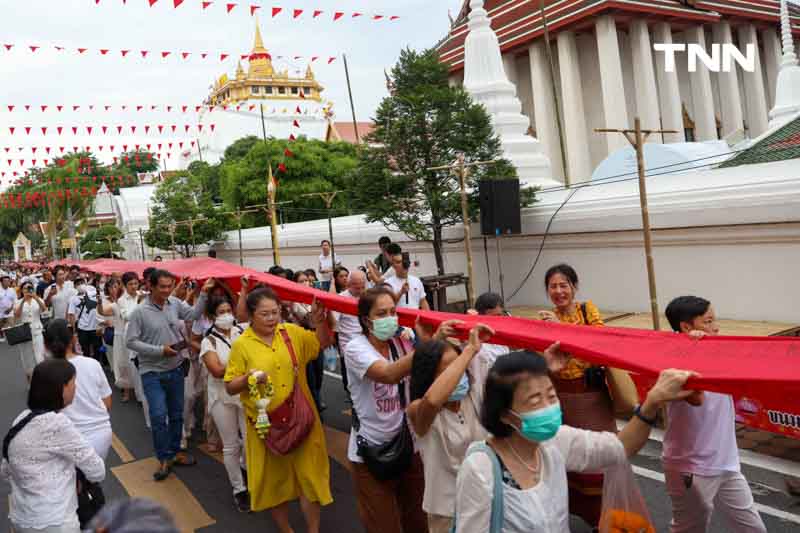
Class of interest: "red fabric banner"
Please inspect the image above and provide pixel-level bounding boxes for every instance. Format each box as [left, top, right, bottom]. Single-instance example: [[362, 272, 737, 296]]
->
[[56, 256, 800, 441]]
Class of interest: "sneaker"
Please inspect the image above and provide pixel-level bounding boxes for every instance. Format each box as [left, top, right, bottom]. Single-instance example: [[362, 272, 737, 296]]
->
[[153, 461, 171, 481], [234, 490, 251, 513]]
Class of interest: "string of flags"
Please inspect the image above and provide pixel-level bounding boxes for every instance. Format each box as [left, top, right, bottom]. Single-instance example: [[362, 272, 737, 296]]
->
[[87, 1, 400, 22], [5, 124, 215, 136], [1, 103, 319, 113], [1, 141, 195, 154], [277, 111, 301, 173], [0, 43, 337, 64]]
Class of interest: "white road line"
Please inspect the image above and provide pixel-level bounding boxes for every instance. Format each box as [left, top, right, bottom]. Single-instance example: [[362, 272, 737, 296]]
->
[[631, 465, 800, 525], [616, 420, 800, 478]]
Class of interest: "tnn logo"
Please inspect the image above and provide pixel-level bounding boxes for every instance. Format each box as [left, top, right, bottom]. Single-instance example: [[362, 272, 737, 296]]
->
[[653, 43, 756, 73]]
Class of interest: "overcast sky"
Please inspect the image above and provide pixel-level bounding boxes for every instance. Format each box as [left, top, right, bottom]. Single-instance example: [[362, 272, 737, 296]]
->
[[0, 0, 463, 178]]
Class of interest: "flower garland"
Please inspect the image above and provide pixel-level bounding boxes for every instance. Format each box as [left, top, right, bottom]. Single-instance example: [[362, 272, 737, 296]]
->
[[247, 371, 275, 439]]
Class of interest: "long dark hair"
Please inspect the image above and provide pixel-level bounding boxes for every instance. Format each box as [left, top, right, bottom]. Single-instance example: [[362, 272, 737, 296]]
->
[[28, 359, 76, 412], [44, 319, 73, 359], [357, 287, 396, 335], [410, 340, 450, 401]]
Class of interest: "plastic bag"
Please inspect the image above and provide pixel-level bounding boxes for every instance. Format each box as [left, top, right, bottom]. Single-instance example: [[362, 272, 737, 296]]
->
[[323, 345, 339, 372], [599, 461, 655, 533]]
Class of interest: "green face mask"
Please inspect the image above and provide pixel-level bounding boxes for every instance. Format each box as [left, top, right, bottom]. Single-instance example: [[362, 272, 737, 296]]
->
[[371, 315, 398, 341], [511, 403, 562, 442]]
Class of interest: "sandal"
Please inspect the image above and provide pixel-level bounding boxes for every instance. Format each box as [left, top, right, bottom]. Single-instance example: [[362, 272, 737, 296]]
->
[[171, 451, 197, 467]]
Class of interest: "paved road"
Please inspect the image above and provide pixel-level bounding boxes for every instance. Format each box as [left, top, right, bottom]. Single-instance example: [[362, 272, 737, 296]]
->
[[0, 345, 798, 532]]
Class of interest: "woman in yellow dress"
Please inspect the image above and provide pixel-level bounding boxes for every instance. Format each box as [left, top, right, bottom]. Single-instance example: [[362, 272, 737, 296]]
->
[[224, 286, 334, 533], [539, 263, 614, 531]]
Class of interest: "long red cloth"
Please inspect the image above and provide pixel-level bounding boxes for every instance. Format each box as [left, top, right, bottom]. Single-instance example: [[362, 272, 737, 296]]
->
[[73, 257, 800, 439]]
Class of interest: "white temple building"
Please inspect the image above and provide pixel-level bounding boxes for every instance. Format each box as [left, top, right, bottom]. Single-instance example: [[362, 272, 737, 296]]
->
[[436, 0, 800, 184]]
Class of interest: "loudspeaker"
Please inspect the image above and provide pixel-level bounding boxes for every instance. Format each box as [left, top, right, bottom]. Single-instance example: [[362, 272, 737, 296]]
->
[[479, 179, 521, 236]]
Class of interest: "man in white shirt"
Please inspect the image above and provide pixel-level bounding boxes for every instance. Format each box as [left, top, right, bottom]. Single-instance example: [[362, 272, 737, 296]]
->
[[383, 247, 429, 310], [68, 278, 103, 366], [469, 292, 511, 364], [0, 275, 17, 340], [45, 266, 77, 321], [662, 296, 766, 533], [317, 239, 339, 291], [330, 270, 367, 400]]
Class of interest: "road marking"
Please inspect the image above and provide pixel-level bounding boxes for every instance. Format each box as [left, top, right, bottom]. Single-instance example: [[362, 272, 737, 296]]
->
[[632, 465, 800, 525], [112, 457, 215, 532], [111, 432, 135, 463], [616, 420, 800, 478]]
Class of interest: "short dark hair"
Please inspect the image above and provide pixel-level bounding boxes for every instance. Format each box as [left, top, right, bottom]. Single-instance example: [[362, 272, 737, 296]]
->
[[268, 265, 286, 278], [246, 287, 281, 315], [304, 269, 317, 280], [207, 249, 217, 258], [284, 269, 294, 281], [321, 239, 331, 246], [293, 270, 308, 283], [410, 339, 455, 401], [378, 236, 391, 247], [544, 263, 579, 289], [69, 265, 80, 272], [142, 267, 156, 283], [206, 296, 232, 320], [481, 351, 549, 438], [665, 296, 711, 333], [44, 319, 73, 359], [153, 255, 163, 261], [475, 292, 504, 315], [149, 269, 174, 287], [28, 359, 76, 412], [53, 265, 66, 275], [122, 271, 138, 286], [386, 243, 402, 256], [357, 287, 396, 335]]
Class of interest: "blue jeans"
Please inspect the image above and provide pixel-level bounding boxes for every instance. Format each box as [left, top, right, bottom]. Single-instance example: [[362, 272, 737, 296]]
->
[[141, 366, 184, 462]]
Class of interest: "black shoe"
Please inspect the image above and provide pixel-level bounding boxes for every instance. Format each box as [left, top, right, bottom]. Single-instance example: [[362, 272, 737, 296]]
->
[[153, 461, 171, 481], [234, 490, 251, 513]]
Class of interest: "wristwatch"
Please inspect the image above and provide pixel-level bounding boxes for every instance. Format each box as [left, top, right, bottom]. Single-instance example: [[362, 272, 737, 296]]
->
[[634, 404, 658, 427]]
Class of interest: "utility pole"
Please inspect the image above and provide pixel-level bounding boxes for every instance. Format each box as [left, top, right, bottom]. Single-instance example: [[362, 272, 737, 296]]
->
[[196, 138, 203, 163], [596, 117, 676, 331], [301, 191, 343, 265], [427, 157, 500, 308], [267, 165, 280, 265], [168, 223, 177, 260], [138, 228, 146, 261], [259, 104, 269, 146], [342, 54, 361, 143]]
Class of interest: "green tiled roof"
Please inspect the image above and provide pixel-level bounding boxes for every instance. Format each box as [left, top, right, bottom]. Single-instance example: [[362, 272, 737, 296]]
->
[[719, 115, 800, 168]]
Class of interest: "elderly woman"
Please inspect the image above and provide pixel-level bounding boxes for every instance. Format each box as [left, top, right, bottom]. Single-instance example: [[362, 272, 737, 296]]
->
[[454, 351, 697, 533], [538, 263, 614, 527], [224, 287, 334, 533]]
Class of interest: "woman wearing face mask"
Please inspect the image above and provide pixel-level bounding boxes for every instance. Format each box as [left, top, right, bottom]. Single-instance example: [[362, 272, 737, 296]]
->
[[2, 359, 105, 533], [200, 298, 250, 513], [344, 287, 460, 533], [453, 351, 698, 533], [13, 280, 47, 380], [538, 263, 614, 527]]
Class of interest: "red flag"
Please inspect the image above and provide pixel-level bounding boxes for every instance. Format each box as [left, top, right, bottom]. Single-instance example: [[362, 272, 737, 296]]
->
[[31, 147, 37, 154], [179, 142, 184, 148], [353, 13, 363, 18], [173, 0, 184, 7], [40, 105, 47, 112], [123, 144, 128, 152], [198, 124, 203, 132], [389, 16, 399, 20], [9, 127, 15, 135], [158, 143, 162, 150], [210, 124, 215, 132], [202, 1, 212, 8], [99, 145, 104, 151], [57, 105, 63, 111], [102, 126, 108, 134], [194, 106, 201, 112], [328, 57, 335, 64], [240, 54, 249, 60], [141, 50, 149, 58], [73, 105, 80, 111], [295, 106, 301, 114], [167, 106, 173, 112], [41, 127, 47, 135], [201, 52, 208, 59], [190, 141, 195, 147], [250, 5, 259, 15], [78, 48, 87, 54], [117, 126, 123, 134], [313, 10, 322, 18], [100, 49, 109, 55], [6, 106, 13, 112], [130, 126, 136, 133], [284, 148, 293, 157], [24, 127, 31, 135], [30, 45, 39, 53], [292, 119, 300, 127], [171, 125, 177, 132], [86, 126, 93, 134], [299, 91, 305, 99], [71, 127, 78, 135], [145, 125, 150, 133], [147, 144, 152, 150], [59, 147, 65, 153], [157, 125, 164, 133], [161, 51, 171, 58], [104, 105, 110, 111], [137, 105, 143, 111], [57, 126, 63, 135], [121, 50, 130, 57], [289, 133, 296, 141], [151, 105, 157, 110], [185, 125, 190, 133], [278, 163, 287, 172], [373, 15, 384, 21], [148, 0, 158, 6], [293, 8, 302, 18], [110, 144, 115, 151], [3, 44, 13, 51], [24, 105, 30, 111], [333, 12, 344, 21], [226, 3, 236, 13], [220, 53, 228, 61], [45, 147, 50, 154], [182, 52, 190, 59], [272, 7, 282, 17]]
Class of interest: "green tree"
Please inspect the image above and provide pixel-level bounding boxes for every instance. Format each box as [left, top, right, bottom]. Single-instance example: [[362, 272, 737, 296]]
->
[[80, 225, 124, 259], [350, 48, 533, 275], [219, 136, 359, 227], [107, 150, 159, 192], [144, 173, 226, 257]]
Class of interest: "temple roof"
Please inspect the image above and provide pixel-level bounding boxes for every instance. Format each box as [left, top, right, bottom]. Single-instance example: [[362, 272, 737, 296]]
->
[[719, 114, 800, 168], [437, 0, 800, 72], [248, 21, 275, 78]]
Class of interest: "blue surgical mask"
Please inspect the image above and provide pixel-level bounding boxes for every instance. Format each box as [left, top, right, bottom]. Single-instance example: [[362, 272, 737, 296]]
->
[[448, 373, 470, 403], [371, 315, 398, 341], [511, 403, 562, 442]]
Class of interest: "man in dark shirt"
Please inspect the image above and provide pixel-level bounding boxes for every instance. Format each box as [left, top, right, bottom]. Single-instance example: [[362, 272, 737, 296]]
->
[[36, 269, 53, 298], [373, 236, 392, 273]]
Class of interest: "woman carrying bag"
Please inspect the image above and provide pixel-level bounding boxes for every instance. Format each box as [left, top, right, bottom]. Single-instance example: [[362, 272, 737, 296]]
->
[[13, 280, 47, 380], [224, 287, 334, 533]]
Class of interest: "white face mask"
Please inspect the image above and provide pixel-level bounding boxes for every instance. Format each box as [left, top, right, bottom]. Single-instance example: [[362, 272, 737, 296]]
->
[[215, 313, 235, 330]]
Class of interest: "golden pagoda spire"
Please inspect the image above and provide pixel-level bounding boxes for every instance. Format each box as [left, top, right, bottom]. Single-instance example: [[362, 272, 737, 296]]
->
[[248, 19, 274, 78], [252, 20, 267, 54]]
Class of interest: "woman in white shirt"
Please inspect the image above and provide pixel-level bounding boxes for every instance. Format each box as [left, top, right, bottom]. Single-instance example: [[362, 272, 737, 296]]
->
[[343, 287, 459, 533], [454, 351, 699, 533], [14, 280, 47, 380], [100, 273, 139, 402], [45, 319, 113, 460], [199, 297, 250, 513], [2, 358, 105, 533]]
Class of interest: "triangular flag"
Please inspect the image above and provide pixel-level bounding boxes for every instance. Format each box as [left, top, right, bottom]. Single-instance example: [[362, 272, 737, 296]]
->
[[71, 127, 78, 135], [149, 0, 158, 6], [6, 106, 13, 112], [161, 51, 171, 58], [210, 124, 215, 132], [293, 8, 302, 18], [333, 12, 344, 21], [77, 48, 87, 54], [295, 106, 301, 113], [86, 126, 93, 134], [73, 105, 80, 111], [353, 12, 363, 18], [158, 125, 164, 133], [201, 52, 208, 59], [293, 119, 300, 127], [220, 53, 228, 61], [272, 7, 282, 17], [117, 126, 123, 134], [144, 125, 150, 133], [289, 133, 296, 141], [24, 127, 31, 135], [41, 127, 47, 134], [141, 50, 149, 58], [100, 49, 109, 55], [137, 105, 143, 111], [173, 0, 184, 7], [313, 10, 322, 18], [226, 3, 236, 13], [57, 127, 63, 135], [278, 163, 286, 172], [389, 16, 399, 20], [373, 15, 384, 21], [121, 50, 130, 57], [284, 148, 293, 157], [102, 126, 108, 134], [30, 45, 39, 52], [328, 57, 335, 64], [3, 44, 13, 51], [130, 126, 136, 133], [202, 1, 212, 8], [250, 5, 259, 15], [181, 52, 190, 59], [40, 105, 47, 112], [56, 105, 63, 111]]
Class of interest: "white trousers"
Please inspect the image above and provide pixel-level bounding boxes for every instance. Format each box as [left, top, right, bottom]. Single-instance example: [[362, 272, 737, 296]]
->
[[111, 333, 133, 389], [209, 400, 247, 494], [665, 469, 767, 533], [18, 332, 45, 377], [130, 352, 150, 429], [81, 424, 113, 461]]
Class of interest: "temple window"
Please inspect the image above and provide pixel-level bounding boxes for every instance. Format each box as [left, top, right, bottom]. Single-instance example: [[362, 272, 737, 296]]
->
[[252, 86, 260, 94], [265, 86, 273, 94], [278, 87, 286, 94], [303, 87, 311, 95], [291, 87, 299, 95]]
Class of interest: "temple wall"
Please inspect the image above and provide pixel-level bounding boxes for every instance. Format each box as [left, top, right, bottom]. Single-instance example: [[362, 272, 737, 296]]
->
[[208, 159, 800, 323]]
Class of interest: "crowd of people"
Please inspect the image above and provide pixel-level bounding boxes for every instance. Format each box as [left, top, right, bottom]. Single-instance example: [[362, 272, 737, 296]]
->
[[0, 237, 770, 533]]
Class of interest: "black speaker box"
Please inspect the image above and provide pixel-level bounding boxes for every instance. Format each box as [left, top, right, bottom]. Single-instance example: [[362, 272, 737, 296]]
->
[[479, 179, 521, 236]]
